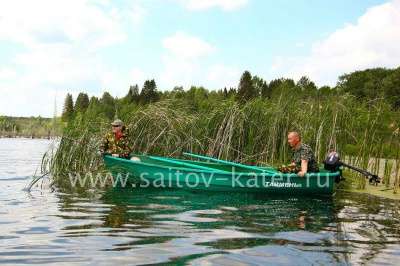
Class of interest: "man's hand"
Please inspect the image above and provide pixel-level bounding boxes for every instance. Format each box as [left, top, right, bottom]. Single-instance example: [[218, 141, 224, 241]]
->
[[297, 171, 306, 177], [112, 154, 119, 157]]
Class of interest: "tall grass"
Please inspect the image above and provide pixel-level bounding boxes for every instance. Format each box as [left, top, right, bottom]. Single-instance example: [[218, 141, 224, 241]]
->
[[42, 91, 400, 192]]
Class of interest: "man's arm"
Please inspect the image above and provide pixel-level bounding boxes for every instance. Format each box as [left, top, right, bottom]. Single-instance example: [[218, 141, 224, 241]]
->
[[298, 159, 308, 177], [298, 145, 313, 177]]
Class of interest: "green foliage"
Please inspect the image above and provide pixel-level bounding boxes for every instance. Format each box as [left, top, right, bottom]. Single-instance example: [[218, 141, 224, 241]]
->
[[318, 86, 333, 97], [88, 96, 100, 111], [0, 116, 61, 138], [170, 86, 185, 99], [297, 76, 317, 94], [124, 85, 140, 104], [140, 80, 159, 104], [252, 75, 269, 99], [47, 93, 400, 180], [50, 67, 400, 187], [61, 93, 74, 122], [381, 67, 400, 109], [75, 93, 89, 114], [269, 78, 295, 97], [100, 92, 115, 120], [236, 71, 258, 103], [338, 67, 400, 109]]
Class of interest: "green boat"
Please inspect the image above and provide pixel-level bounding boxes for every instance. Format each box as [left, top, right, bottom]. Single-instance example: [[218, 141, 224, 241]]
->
[[103, 153, 342, 195]]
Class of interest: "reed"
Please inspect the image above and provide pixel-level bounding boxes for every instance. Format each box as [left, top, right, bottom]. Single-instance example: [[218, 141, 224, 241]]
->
[[383, 159, 393, 188], [42, 91, 400, 190], [394, 162, 400, 194]]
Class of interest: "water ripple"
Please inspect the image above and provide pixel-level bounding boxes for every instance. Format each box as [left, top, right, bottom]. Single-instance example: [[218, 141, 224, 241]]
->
[[1, 139, 400, 265]]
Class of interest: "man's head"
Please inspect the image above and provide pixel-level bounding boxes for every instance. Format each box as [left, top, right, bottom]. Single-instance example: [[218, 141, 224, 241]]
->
[[111, 119, 124, 134], [287, 131, 301, 148]]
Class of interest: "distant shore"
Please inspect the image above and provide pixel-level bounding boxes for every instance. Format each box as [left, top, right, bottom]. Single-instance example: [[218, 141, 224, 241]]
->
[[1, 115, 62, 139], [0, 134, 59, 139]]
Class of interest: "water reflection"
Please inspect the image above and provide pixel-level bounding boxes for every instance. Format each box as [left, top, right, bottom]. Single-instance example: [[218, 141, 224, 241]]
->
[[42, 185, 400, 264], [1, 138, 400, 265], [53, 187, 346, 265]]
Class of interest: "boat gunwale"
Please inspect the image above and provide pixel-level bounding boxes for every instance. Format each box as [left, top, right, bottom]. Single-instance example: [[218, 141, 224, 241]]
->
[[162, 156, 276, 172], [104, 155, 341, 179]]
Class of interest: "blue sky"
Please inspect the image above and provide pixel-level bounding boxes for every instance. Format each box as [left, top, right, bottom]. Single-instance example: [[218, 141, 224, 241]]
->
[[0, 0, 399, 117]]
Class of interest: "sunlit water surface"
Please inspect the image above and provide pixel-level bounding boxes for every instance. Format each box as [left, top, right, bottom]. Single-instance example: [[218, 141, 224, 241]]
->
[[0, 138, 399, 265]]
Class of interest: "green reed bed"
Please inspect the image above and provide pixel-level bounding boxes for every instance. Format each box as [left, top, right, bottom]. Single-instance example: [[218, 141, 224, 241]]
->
[[42, 93, 400, 193]]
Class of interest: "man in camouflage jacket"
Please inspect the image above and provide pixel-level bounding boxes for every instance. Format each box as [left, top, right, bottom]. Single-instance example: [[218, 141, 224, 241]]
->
[[279, 131, 319, 176], [288, 131, 319, 176], [100, 119, 131, 159]]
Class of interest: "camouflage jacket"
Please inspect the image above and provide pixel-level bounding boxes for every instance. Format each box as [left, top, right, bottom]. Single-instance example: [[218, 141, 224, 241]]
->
[[100, 130, 131, 158], [292, 143, 319, 173]]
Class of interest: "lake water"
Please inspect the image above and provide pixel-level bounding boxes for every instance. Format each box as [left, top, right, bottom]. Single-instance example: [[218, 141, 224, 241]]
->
[[0, 138, 399, 265]]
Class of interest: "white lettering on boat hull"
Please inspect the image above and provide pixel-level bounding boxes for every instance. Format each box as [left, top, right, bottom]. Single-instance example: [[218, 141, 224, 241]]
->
[[264, 181, 302, 188]]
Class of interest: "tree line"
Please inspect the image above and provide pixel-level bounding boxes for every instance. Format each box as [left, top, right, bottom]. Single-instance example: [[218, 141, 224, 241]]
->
[[62, 66, 400, 123], [0, 116, 60, 138]]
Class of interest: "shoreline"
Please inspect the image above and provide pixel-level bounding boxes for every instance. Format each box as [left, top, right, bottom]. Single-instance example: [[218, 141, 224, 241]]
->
[[0, 135, 59, 140], [338, 184, 400, 201]]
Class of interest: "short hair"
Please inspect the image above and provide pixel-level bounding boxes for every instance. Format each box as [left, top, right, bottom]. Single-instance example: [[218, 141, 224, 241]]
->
[[288, 131, 301, 140]]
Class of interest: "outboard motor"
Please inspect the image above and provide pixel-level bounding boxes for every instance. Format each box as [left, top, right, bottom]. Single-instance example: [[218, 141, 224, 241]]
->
[[324, 151, 342, 172], [324, 151, 380, 186]]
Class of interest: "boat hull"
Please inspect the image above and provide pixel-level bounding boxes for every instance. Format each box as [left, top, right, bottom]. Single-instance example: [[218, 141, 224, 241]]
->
[[103, 155, 340, 195]]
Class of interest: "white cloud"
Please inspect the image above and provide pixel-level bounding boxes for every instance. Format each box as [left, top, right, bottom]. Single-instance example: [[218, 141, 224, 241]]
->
[[159, 55, 201, 89], [159, 32, 241, 90], [128, 3, 147, 26], [129, 68, 146, 86], [269, 0, 400, 86], [160, 32, 215, 88], [0, 0, 145, 117], [162, 31, 215, 59], [0, 0, 127, 48], [179, 0, 248, 11], [207, 64, 241, 89], [0, 68, 17, 80]]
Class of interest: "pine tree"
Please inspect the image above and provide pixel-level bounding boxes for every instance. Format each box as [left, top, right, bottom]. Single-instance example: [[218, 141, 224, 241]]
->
[[223, 87, 228, 98], [75, 93, 89, 113], [88, 96, 99, 108], [252, 75, 270, 99], [61, 93, 74, 122], [236, 71, 257, 103], [228, 87, 237, 97], [261, 82, 271, 99], [125, 85, 140, 103], [269, 78, 295, 96], [297, 76, 317, 92], [100, 92, 115, 120], [140, 79, 159, 104], [85, 96, 100, 117]]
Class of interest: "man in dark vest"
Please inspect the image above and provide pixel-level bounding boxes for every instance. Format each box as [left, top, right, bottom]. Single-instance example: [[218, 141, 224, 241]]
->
[[287, 131, 319, 176]]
